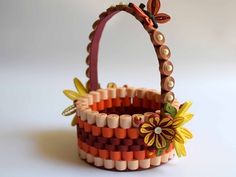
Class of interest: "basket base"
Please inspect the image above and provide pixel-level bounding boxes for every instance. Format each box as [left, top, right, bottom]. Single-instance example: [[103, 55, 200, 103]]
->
[[78, 148, 175, 171]]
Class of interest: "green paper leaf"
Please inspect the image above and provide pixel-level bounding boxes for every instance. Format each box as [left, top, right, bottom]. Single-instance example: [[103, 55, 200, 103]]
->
[[62, 105, 76, 116], [71, 115, 78, 126], [157, 149, 163, 156], [164, 103, 177, 118]]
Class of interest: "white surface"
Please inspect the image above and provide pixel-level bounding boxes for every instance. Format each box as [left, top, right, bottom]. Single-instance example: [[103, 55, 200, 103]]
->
[[0, 0, 236, 177]]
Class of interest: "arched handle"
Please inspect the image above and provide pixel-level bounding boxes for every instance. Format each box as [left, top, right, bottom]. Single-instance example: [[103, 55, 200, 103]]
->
[[85, 3, 175, 106]]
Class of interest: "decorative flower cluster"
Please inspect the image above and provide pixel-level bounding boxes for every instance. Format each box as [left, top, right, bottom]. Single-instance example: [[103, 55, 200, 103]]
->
[[62, 78, 88, 125], [139, 102, 193, 157]]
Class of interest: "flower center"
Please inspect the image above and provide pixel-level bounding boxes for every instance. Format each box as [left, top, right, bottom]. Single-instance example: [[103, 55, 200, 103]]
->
[[154, 127, 162, 135]]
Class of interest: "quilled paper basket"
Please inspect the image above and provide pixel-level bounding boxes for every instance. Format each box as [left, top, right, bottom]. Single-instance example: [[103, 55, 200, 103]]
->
[[62, 0, 194, 171]]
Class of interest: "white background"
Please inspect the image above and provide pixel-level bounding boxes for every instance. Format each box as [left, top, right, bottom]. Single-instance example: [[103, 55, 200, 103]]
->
[[0, 0, 236, 177]]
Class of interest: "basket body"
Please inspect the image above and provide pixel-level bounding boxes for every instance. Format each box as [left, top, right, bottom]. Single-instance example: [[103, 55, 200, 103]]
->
[[76, 87, 177, 171]]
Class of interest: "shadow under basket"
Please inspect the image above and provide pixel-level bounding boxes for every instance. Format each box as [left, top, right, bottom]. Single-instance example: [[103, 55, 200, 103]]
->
[[76, 87, 178, 171]]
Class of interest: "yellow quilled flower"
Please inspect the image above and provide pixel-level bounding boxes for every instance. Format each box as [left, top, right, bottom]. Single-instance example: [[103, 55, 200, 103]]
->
[[173, 101, 194, 157], [139, 101, 194, 157], [62, 78, 88, 126], [140, 114, 175, 149]]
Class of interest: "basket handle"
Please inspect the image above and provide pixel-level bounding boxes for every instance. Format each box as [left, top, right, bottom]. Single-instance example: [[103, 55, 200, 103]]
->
[[85, 3, 175, 105]]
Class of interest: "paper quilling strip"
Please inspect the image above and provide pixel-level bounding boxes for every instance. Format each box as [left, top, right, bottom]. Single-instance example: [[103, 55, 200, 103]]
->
[[62, 0, 194, 171]]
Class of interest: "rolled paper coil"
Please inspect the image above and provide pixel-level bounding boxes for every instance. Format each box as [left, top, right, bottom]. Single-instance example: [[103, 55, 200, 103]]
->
[[107, 114, 119, 128], [78, 147, 175, 171], [95, 113, 107, 127], [120, 114, 132, 129]]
